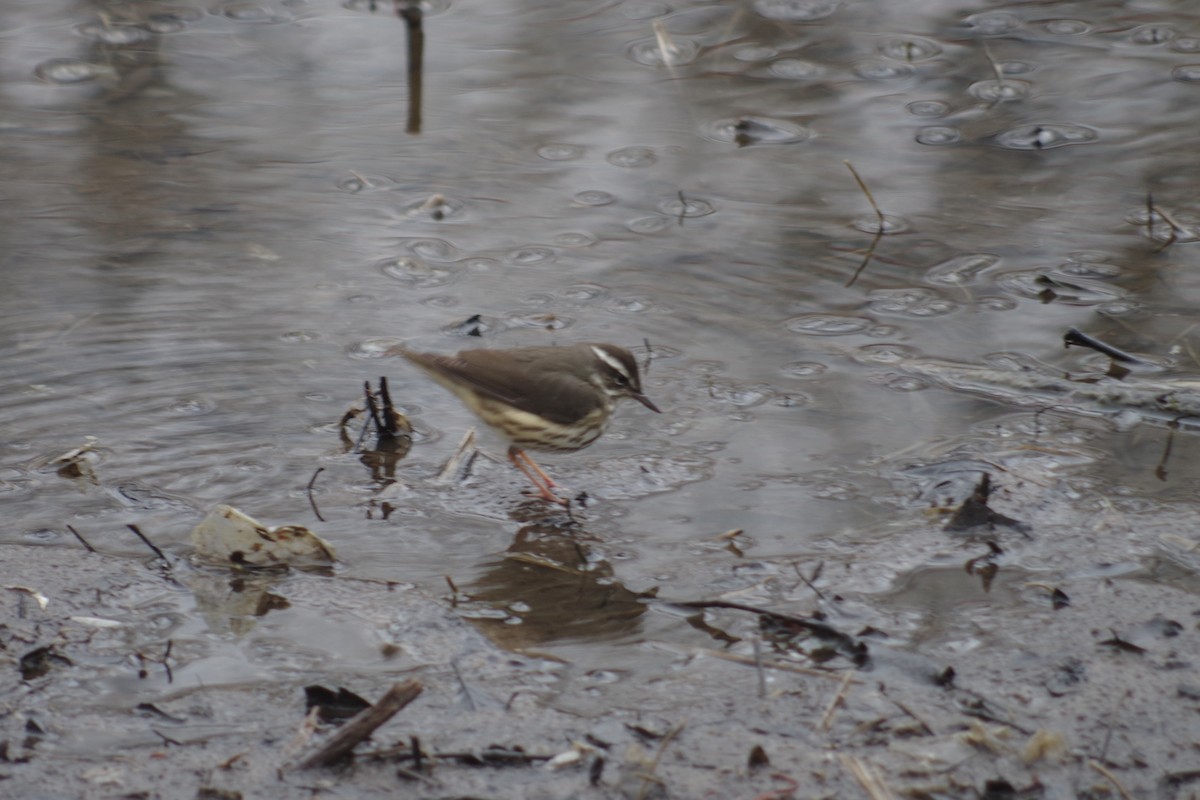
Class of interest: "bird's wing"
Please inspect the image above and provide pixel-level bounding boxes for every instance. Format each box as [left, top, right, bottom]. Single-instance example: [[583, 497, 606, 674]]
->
[[400, 348, 603, 425]]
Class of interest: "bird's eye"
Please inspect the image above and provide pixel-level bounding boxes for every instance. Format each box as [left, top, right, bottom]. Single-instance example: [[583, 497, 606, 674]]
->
[[612, 372, 629, 387]]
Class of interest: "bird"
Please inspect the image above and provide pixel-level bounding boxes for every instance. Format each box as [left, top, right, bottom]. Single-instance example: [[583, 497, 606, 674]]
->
[[389, 342, 661, 505]]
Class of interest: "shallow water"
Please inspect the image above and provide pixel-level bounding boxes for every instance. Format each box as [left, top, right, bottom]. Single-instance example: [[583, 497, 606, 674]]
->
[[4, 0, 1200, 729]]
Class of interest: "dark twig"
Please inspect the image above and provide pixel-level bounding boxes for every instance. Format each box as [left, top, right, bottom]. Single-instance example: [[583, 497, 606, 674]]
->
[[450, 660, 477, 712], [66, 524, 97, 553], [843, 160, 886, 288], [306, 467, 326, 522], [792, 560, 826, 601], [296, 679, 424, 769], [127, 524, 167, 562], [397, 2, 424, 135], [1063, 328, 1140, 364], [1146, 192, 1179, 253]]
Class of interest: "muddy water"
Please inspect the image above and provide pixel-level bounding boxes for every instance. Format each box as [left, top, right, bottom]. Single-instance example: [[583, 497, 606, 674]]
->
[[3, 0, 1200, 774]]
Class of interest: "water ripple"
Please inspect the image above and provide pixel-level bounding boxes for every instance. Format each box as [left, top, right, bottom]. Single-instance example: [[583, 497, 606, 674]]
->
[[753, 0, 841, 22], [993, 123, 1099, 150], [924, 254, 1000, 286], [700, 117, 813, 146], [34, 59, 112, 84], [607, 146, 658, 168], [866, 289, 957, 318], [786, 314, 872, 336]]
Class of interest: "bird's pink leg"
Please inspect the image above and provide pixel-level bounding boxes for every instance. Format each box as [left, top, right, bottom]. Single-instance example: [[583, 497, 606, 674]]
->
[[507, 446, 568, 506]]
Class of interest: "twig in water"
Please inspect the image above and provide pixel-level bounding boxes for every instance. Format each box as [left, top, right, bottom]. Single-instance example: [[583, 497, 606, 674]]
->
[[981, 41, 1006, 88], [840, 754, 895, 800], [1063, 328, 1140, 364], [1089, 760, 1135, 800], [636, 722, 685, 800], [450, 660, 477, 712], [296, 679, 424, 769], [306, 467, 326, 522], [843, 160, 886, 288], [819, 670, 855, 730], [752, 637, 767, 698], [127, 524, 171, 573], [791, 560, 825, 601], [396, 2, 424, 135], [66, 524, 97, 553], [1146, 192, 1179, 253], [1098, 689, 1131, 763]]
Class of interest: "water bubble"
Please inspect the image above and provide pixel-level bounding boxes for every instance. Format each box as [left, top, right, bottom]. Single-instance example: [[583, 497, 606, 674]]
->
[[34, 58, 110, 84], [915, 126, 961, 145], [1097, 301, 1139, 316], [753, 0, 841, 22], [767, 59, 825, 79], [880, 37, 943, 62], [852, 213, 907, 234], [459, 257, 500, 271], [422, 295, 459, 308], [867, 288, 957, 318], [1130, 25, 1174, 45], [403, 238, 458, 261], [907, 100, 950, 117], [560, 284, 608, 302], [607, 146, 657, 167], [552, 231, 597, 247], [884, 375, 928, 392], [780, 361, 827, 377], [379, 257, 455, 287], [627, 216, 672, 234], [735, 45, 780, 62], [628, 35, 699, 67], [1044, 19, 1089, 35], [997, 61, 1036, 76], [854, 60, 915, 80], [574, 190, 615, 207], [507, 246, 556, 265], [708, 381, 772, 407], [925, 254, 999, 285], [1057, 259, 1120, 279], [968, 79, 1030, 102], [219, 3, 293, 23], [856, 343, 918, 364], [786, 314, 872, 336], [993, 122, 1098, 150], [505, 312, 573, 330], [536, 143, 585, 161], [1170, 38, 1200, 54], [605, 296, 653, 313], [1172, 64, 1200, 82], [976, 296, 1017, 311], [167, 397, 218, 415], [964, 12, 1020, 35], [402, 194, 463, 220], [700, 116, 812, 146], [336, 174, 394, 193], [76, 22, 153, 44], [657, 196, 715, 218], [348, 338, 403, 359], [145, 14, 194, 34]]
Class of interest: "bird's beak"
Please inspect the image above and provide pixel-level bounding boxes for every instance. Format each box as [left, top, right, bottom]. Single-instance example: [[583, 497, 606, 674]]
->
[[633, 391, 661, 413]]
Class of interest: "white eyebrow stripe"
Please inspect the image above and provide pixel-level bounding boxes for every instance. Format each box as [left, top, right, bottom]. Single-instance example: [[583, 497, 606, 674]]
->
[[591, 346, 629, 377]]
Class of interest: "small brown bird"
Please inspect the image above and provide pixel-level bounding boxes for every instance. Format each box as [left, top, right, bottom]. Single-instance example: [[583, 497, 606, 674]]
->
[[390, 343, 661, 504]]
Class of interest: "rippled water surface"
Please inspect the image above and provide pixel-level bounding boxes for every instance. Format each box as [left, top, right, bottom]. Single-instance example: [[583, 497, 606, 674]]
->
[[4, 0, 1200, 790]]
